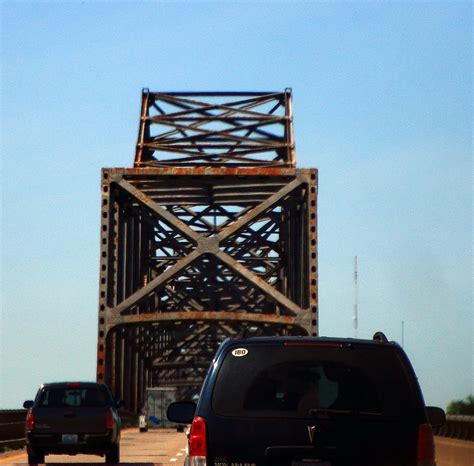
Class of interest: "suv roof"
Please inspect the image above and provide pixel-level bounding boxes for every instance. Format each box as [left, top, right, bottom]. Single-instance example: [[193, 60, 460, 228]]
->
[[225, 333, 393, 345], [39, 382, 106, 388]]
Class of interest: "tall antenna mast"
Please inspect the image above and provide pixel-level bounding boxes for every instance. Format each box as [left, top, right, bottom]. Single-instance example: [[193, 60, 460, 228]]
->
[[353, 256, 358, 338]]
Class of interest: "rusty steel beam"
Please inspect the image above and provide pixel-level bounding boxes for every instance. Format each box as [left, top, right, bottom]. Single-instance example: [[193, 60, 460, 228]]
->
[[105, 173, 308, 317], [106, 310, 300, 330], [135, 91, 295, 168], [97, 91, 317, 412]]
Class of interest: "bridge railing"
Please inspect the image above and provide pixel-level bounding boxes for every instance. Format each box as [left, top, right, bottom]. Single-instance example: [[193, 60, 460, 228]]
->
[[434, 414, 474, 441], [0, 409, 26, 451]]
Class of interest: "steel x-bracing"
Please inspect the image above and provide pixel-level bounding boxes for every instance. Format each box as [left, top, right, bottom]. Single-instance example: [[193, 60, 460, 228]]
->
[[97, 91, 317, 412], [135, 91, 295, 167]]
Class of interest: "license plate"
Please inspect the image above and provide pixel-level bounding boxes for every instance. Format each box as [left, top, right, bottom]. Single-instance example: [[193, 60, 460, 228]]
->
[[292, 462, 331, 466], [61, 434, 78, 444]]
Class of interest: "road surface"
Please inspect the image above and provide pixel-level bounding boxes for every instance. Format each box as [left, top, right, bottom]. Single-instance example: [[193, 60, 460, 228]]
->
[[0, 430, 471, 465], [0, 428, 187, 465]]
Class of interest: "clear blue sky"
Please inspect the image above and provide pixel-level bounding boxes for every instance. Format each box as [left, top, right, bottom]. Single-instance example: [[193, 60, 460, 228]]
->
[[1, 1, 472, 410]]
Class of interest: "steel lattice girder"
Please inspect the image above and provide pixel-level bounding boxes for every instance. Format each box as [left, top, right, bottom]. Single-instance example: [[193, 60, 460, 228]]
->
[[135, 91, 296, 168], [96, 166, 317, 411]]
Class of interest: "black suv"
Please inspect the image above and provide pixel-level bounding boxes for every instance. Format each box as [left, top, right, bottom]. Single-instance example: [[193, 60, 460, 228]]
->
[[168, 333, 445, 466], [23, 382, 122, 464]]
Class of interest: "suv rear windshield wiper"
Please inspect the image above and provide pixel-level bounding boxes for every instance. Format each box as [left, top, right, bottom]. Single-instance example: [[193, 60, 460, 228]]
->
[[308, 408, 383, 418], [308, 408, 351, 418]]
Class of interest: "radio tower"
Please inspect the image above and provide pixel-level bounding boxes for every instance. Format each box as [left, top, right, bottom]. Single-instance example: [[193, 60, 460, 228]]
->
[[353, 256, 358, 338]]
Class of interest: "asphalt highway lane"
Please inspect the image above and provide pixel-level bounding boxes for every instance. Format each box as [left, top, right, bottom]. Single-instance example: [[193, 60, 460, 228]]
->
[[0, 432, 471, 465], [0, 428, 187, 465], [435, 436, 474, 466]]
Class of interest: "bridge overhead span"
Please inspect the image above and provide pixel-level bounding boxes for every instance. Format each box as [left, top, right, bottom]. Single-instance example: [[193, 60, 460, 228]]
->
[[96, 91, 318, 412]]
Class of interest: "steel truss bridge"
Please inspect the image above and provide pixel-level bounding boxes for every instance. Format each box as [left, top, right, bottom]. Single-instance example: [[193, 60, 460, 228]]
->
[[96, 91, 318, 412]]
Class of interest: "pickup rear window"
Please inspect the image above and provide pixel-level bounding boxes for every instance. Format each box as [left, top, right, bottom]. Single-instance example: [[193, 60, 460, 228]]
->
[[39, 387, 109, 408], [212, 344, 420, 420]]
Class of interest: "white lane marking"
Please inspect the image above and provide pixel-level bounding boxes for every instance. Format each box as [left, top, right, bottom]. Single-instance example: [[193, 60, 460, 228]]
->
[[170, 459, 177, 462], [177, 452, 184, 456]]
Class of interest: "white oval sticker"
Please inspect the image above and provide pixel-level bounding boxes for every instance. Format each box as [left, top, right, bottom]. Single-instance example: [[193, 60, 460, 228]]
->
[[231, 348, 249, 357]]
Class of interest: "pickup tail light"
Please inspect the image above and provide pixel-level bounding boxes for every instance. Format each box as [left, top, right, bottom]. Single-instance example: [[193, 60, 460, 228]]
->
[[189, 416, 207, 466], [417, 422, 435, 465], [105, 408, 114, 429], [26, 411, 35, 430]]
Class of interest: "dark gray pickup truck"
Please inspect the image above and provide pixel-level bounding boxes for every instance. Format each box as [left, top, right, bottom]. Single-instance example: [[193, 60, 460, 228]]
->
[[23, 382, 122, 464]]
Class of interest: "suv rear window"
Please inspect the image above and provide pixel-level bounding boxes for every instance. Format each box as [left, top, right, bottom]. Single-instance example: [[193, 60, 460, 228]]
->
[[39, 387, 109, 408], [212, 344, 419, 420]]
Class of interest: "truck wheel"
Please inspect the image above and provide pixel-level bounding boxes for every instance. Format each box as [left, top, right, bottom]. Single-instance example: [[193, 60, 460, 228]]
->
[[105, 444, 120, 464], [27, 449, 45, 464]]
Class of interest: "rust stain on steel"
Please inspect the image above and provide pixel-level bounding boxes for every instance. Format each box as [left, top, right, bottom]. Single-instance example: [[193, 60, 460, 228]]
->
[[113, 311, 297, 327], [104, 166, 298, 176]]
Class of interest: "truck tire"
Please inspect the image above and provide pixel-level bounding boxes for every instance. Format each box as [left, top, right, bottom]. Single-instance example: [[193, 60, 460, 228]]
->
[[105, 444, 120, 464], [27, 449, 45, 464]]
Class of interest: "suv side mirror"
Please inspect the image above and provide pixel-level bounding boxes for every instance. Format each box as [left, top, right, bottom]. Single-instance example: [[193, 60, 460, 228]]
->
[[23, 400, 34, 409], [426, 406, 446, 427], [167, 401, 196, 424]]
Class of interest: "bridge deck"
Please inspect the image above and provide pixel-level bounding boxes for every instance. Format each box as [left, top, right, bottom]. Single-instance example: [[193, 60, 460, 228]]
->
[[0, 431, 471, 465]]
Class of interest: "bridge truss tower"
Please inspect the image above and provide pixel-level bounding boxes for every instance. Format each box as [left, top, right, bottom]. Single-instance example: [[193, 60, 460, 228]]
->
[[96, 91, 318, 412]]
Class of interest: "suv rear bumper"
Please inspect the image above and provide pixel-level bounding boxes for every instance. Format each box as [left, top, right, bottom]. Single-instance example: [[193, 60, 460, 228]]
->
[[26, 431, 117, 455]]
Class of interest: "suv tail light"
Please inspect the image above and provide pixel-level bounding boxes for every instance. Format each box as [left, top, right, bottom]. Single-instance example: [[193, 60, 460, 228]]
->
[[105, 408, 114, 429], [417, 423, 435, 465], [189, 416, 207, 465], [26, 411, 35, 430]]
